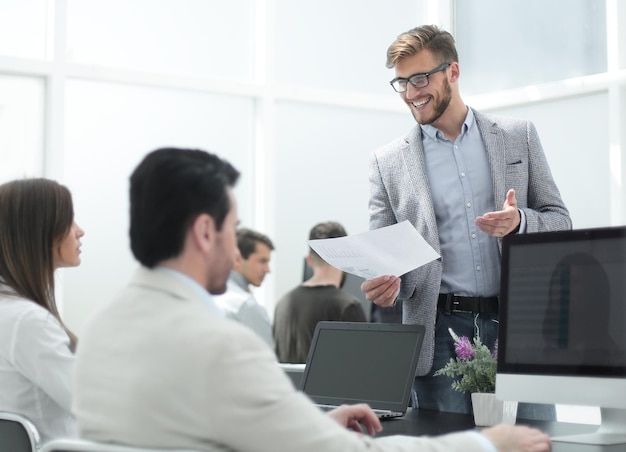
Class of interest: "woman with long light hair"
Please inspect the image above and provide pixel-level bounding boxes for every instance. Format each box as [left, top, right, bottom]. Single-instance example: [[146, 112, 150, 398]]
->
[[0, 178, 85, 441]]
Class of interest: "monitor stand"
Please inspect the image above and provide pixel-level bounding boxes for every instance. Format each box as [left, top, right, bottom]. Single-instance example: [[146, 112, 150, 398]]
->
[[551, 408, 626, 445]]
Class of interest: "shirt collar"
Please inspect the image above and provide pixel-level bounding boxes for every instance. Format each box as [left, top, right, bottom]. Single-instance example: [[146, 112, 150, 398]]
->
[[420, 106, 475, 142], [228, 270, 250, 292], [155, 266, 225, 317]]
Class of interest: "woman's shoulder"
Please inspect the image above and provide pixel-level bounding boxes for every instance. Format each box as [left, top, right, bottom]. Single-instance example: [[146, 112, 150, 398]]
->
[[0, 295, 70, 361], [0, 293, 46, 313], [0, 295, 60, 331]]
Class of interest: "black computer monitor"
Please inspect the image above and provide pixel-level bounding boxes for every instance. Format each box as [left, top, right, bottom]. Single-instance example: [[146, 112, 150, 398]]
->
[[496, 226, 626, 445]]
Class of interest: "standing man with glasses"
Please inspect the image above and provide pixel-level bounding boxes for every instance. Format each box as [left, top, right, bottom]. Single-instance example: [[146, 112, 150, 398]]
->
[[362, 25, 571, 417]]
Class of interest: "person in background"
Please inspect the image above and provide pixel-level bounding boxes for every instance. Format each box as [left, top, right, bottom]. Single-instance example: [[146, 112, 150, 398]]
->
[[214, 227, 274, 347], [0, 178, 85, 442], [362, 24, 572, 417], [273, 221, 366, 363], [73, 147, 550, 452]]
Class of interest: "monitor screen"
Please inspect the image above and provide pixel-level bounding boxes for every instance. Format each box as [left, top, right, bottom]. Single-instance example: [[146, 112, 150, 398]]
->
[[496, 226, 626, 445]]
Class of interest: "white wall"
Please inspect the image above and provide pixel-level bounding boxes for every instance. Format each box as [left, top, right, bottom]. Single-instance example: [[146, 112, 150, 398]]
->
[[61, 79, 256, 330]]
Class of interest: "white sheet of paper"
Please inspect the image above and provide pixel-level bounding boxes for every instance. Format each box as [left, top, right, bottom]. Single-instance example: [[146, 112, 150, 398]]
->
[[307, 220, 440, 279]]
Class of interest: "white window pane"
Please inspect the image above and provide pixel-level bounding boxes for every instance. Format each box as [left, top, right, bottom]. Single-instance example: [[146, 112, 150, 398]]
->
[[275, 0, 419, 95], [0, 75, 44, 181], [66, 0, 253, 80], [63, 79, 254, 330], [455, 0, 607, 95], [273, 101, 415, 299], [0, 0, 48, 60]]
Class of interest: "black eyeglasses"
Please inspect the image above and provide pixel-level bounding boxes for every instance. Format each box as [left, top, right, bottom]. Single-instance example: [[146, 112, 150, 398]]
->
[[389, 62, 451, 93]]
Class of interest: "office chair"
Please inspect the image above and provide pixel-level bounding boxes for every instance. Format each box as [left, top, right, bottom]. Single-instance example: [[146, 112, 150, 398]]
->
[[0, 411, 41, 452], [41, 438, 201, 452]]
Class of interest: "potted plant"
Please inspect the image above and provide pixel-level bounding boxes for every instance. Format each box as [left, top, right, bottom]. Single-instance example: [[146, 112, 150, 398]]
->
[[434, 328, 516, 426]]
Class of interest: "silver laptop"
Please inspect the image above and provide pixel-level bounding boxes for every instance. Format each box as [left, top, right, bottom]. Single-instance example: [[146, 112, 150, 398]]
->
[[300, 321, 425, 419]]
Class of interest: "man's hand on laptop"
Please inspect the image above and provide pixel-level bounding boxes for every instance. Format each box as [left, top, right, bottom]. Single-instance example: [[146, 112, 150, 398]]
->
[[361, 275, 400, 307], [327, 404, 382, 436]]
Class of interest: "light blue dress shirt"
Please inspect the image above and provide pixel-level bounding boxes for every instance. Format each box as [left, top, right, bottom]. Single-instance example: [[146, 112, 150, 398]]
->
[[420, 108, 500, 297]]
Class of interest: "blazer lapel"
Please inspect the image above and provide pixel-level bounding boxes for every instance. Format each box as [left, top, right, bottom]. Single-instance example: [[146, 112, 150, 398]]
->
[[475, 110, 506, 211], [401, 127, 440, 252]]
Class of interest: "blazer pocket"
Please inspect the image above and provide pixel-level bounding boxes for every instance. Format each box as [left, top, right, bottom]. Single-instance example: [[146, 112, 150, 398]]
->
[[505, 160, 528, 205]]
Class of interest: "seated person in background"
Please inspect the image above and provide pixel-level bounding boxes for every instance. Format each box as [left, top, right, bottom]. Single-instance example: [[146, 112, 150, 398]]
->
[[213, 227, 274, 347], [371, 299, 403, 324], [273, 221, 366, 363], [0, 178, 85, 442], [72, 147, 550, 452]]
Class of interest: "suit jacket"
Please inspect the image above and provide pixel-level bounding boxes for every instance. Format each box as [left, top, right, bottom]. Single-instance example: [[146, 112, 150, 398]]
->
[[73, 267, 488, 452], [369, 109, 572, 375], [213, 276, 274, 349]]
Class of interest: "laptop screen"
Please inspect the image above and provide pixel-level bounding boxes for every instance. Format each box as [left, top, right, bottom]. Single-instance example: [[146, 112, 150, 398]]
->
[[300, 322, 424, 412]]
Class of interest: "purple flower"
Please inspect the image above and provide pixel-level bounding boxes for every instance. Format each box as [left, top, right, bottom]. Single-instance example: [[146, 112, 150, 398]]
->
[[455, 336, 475, 360], [492, 339, 498, 359]]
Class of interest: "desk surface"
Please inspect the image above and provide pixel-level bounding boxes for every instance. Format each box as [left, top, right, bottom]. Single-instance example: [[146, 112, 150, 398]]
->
[[378, 409, 622, 452]]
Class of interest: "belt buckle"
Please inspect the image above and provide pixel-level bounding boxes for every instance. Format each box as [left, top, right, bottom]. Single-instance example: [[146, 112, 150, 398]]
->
[[444, 294, 464, 315], [452, 295, 473, 314]]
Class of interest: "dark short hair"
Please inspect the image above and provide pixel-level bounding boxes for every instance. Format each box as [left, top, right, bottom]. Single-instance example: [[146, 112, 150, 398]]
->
[[130, 148, 239, 268], [308, 221, 347, 265], [236, 228, 274, 259]]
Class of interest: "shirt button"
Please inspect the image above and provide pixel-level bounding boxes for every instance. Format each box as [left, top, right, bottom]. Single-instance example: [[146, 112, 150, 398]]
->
[[461, 172, 466, 177], [471, 233, 476, 239], [466, 202, 472, 208], [476, 265, 481, 271]]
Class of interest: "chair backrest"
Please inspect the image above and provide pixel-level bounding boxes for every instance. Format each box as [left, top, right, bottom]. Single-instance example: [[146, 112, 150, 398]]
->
[[41, 438, 201, 452], [0, 411, 41, 452]]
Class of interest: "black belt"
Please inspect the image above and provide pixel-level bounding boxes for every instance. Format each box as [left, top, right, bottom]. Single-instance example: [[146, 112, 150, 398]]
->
[[438, 294, 499, 315]]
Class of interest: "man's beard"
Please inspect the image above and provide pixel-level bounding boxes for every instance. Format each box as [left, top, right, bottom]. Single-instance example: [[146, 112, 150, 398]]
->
[[411, 77, 452, 125]]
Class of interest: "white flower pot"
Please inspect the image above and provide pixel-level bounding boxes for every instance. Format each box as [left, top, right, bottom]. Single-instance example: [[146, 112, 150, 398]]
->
[[471, 392, 518, 426]]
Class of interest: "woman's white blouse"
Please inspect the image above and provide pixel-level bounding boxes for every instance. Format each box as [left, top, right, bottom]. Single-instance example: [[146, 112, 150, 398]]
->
[[0, 292, 77, 442]]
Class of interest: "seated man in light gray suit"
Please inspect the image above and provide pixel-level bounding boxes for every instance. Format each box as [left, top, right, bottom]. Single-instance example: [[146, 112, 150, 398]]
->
[[72, 147, 550, 452]]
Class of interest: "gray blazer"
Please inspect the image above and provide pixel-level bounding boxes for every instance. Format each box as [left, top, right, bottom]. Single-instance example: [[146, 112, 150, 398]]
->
[[369, 109, 572, 375]]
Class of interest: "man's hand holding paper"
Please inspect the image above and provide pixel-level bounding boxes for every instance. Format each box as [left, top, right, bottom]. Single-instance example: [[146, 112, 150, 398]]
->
[[307, 221, 439, 307], [307, 220, 439, 279]]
